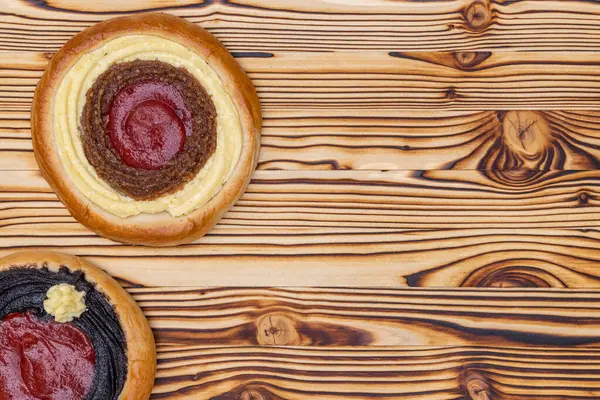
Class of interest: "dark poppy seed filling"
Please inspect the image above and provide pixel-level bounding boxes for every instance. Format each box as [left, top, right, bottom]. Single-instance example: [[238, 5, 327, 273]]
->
[[0, 266, 127, 400], [81, 60, 217, 201]]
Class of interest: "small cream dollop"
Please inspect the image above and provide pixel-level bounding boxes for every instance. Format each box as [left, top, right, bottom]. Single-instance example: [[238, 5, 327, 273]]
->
[[43, 283, 87, 323]]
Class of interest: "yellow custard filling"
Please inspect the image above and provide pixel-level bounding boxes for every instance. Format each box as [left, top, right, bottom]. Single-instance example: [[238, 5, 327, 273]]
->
[[43, 283, 87, 323], [53, 35, 243, 218]]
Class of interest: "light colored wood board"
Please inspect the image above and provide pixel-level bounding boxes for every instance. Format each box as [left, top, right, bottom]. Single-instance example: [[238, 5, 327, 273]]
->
[[7, 109, 600, 171], [3, 167, 600, 287], [6, 51, 600, 110], [260, 110, 600, 170], [148, 345, 600, 399], [3, 168, 600, 232], [6, 224, 600, 288], [26, 228, 600, 287], [131, 287, 600, 347], [5, 0, 600, 52]]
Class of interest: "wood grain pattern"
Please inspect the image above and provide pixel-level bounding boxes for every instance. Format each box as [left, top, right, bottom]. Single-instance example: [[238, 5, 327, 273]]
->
[[5, 0, 600, 52], [3, 2, 600, 399], [3, 170, 600, 286], [13, 227, 600, 288], [137, 288, 600, 398], [259, 109, 600, 171], [6, 51, 600, 112], [4, 168, 600, 229], [6, 109, 600, 171], [5, 50, 600, 171], [149, 345, 600, 399], [133, 287, 600, 347]]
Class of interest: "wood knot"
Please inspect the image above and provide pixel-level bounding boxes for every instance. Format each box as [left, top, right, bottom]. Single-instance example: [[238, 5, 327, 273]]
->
[[464, 1, 492, 31], [256, 313, 300, 346], [501, 111, 551, 158], [453, 51, 492, 69], [579, 192, 589, 205], [445, 88, 461, 99], [239, 387, 273, 400], [479, 269, 550, 288], [485, 169, 541, 186], [43, 52, 55, 60], [214, 384, 282, 400], [482, 169, 559, 190], [462, 370, 491, 400], [461, 263, 567, 288]]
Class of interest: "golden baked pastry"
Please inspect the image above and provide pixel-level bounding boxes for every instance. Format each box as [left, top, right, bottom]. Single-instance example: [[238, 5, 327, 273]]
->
[[0, 251, 156, 399], [32, 13, 261, 246]]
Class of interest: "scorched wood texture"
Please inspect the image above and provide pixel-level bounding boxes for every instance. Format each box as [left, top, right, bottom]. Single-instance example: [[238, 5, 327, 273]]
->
[[2, 0, 600, 399]]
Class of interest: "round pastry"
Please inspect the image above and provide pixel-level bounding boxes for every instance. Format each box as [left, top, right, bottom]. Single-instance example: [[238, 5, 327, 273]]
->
[[31, 13, 261, 246], [0, 251, 156, 399]]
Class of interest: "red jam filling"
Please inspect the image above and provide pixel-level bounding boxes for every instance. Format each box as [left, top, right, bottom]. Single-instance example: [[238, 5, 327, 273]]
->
[[107, 80, 192, 170], [0, 312, 95, 400]]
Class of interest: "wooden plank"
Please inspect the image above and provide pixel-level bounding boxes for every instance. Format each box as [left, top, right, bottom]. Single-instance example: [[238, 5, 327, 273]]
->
[[4, 0, 600, 52], [6, 109, 600, 171], [132, 287, 600, 347], [9, 227, 600, 288], [148, 345, 600, 399], [2, 170, 600, 286], [3, 168, 600, 230], [137, 288, 600, 396], [5, 51, 600, 111], [140, 286, 600, 398], [259, 110, 600, 170]]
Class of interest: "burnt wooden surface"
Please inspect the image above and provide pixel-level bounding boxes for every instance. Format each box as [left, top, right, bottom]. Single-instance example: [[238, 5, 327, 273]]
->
[[3, 0, 600, 398]]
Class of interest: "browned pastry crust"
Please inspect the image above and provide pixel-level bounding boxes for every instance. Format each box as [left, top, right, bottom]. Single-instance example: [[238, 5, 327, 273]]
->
[[31, 13, 262, 246], [0, 251, 156, 400]]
